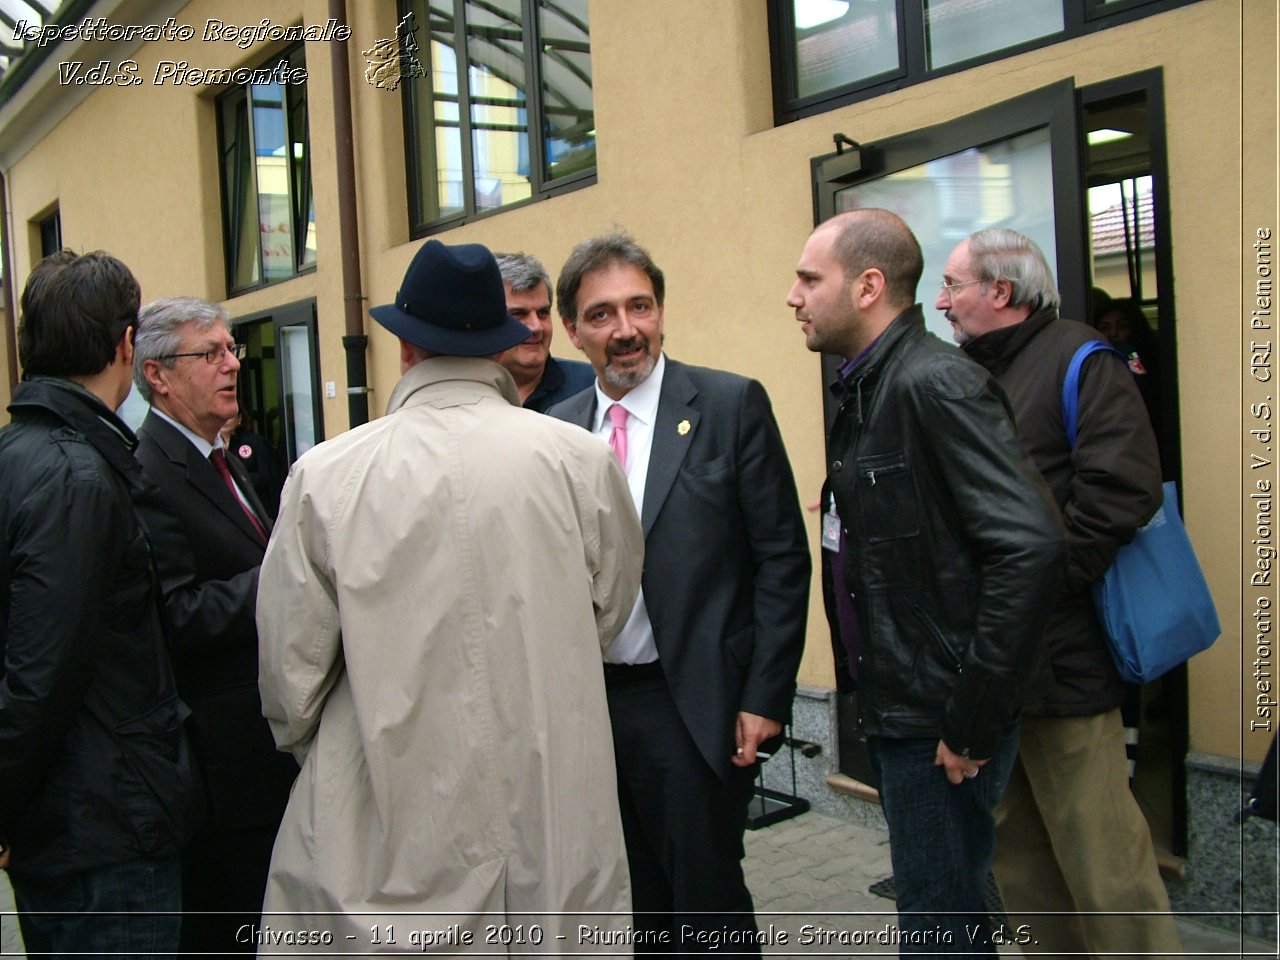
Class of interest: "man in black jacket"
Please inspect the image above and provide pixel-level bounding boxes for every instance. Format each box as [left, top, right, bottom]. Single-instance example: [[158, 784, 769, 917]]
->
[[133, 297, 297, 954], [0, 250, 190, 955], [938, 227, 1178, 957], [789, 210, 1063, 953]]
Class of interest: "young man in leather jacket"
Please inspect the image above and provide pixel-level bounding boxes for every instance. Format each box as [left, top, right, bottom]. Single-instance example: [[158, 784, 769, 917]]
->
[[0, 250, 190, 956], [790, 210, 1063, 954]]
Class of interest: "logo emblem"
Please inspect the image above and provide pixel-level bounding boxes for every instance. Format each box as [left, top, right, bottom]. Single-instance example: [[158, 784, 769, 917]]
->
[[363, 12, 427, 91]]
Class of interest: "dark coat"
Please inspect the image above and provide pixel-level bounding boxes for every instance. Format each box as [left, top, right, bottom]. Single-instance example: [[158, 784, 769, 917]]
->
[[226, 427, 286, 521], [524, 355, 596, 413], [963, 308, 1162, 716], [0, 379, 190, 882], [550, 357, 810, 779], [135, 411, 297, 833], [823, 307, 1065, 758]]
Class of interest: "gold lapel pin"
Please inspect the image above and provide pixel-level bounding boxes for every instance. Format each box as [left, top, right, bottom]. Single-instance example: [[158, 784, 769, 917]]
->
[[677, 419, 691, 436]]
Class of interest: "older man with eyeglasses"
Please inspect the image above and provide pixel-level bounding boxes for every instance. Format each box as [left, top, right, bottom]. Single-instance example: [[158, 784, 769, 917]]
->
[[132, 297, 299, 955], [937, 228, 1178, 959]]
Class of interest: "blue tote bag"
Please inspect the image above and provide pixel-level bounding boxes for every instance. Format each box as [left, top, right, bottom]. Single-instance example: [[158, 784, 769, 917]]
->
[[1063, 341, 1220, 684]]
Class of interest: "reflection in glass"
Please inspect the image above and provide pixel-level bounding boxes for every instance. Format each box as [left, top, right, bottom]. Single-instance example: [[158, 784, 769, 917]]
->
[[221, 93, 259, 290], [252, 81, 297, 284], [835, 126, 1056, 341], [925, 0, 1062, 70], [540, 0, 594, 181], [406, 0, 593, 228], [286, 45, 316, 269], [1088, 175, 1156, 301], [218, 45, 315, 294], [793, 0, 899, 100], [279, 325, 317, 461], [467, 0, 531, 210]]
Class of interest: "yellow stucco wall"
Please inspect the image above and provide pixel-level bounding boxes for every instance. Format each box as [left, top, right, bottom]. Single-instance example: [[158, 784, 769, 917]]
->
[[1, 0, 1273, 761]]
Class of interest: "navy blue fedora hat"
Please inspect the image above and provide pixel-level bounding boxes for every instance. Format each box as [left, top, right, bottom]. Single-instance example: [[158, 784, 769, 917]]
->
[[370, 241, 531, 357]]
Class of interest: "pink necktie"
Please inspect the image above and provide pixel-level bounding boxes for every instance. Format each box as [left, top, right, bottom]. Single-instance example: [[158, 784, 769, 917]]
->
[[210, 448, 267, 540], [608, 403, 628, 469]]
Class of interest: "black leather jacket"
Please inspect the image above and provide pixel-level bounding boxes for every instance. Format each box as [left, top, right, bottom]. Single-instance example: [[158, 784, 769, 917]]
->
[[822, 307, 1065, 758], [0, 378, 190, 882]]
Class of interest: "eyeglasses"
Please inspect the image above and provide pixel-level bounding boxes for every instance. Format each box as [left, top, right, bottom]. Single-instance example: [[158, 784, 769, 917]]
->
[[938, 278, 985, 296], [160, 343, 247, 364]]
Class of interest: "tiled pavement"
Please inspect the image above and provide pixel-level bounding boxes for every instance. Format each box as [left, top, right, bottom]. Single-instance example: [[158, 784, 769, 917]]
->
[[2, 810, 1275, 956]]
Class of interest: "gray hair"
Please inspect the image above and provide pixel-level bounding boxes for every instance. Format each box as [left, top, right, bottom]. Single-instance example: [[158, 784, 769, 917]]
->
[[133, 296, 230, 401], [494, 251, 553, 306], [556, 231, 664, 322], [966, 228, 1061, 311]]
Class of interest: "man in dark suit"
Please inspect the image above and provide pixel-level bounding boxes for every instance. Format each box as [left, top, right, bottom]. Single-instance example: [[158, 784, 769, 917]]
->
[[132, 297, 298, 955], [549, 232, 810, 952]]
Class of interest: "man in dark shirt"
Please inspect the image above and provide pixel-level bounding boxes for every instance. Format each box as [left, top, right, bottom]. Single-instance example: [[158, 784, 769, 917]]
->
[[495, 251, 594, 412]]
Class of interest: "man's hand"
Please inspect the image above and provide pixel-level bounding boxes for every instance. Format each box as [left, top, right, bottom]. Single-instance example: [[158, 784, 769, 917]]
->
[[733, 711, 782, 767], [0, 838, 9, 871], [935, 739, 988, 785]]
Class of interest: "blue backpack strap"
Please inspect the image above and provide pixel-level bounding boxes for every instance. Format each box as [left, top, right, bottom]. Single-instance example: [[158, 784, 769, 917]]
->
[[1062, 340, 1124, 447]]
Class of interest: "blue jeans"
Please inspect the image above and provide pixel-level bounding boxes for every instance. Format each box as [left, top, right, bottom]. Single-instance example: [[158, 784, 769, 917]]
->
[[12, 855, 181, 959], [867, 726, 1019, 957]]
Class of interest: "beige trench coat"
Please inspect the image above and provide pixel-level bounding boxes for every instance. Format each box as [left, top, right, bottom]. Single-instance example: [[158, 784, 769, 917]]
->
[[257, 358, 641, 953]]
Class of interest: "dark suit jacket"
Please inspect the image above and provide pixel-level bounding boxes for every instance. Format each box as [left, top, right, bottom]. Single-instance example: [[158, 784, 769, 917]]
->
[[135, 411, 297, 833], [550, 358, 811, 779]]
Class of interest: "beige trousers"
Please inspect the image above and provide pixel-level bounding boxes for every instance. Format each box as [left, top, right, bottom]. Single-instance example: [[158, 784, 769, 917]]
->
[[993, 709, 1183, 960]]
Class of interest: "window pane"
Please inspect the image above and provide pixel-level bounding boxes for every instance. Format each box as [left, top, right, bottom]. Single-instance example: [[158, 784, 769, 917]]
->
[[793, 0, 899, 100], [925, 0, 1063, 70], [834, 126, 1057, 341], [1088, 176, 1156, 301], [279, 325, 317, 461], [221, 92, 260, 290], [539, 0, 594, 181], [218, 44, 313, 294], [38, 210, 61, 257], [251, 80, 297, 284], [403, 0, 595, 231], [286, 46, 316, 270], [465, 0, 531, 210], [421, 0, 466, 220]]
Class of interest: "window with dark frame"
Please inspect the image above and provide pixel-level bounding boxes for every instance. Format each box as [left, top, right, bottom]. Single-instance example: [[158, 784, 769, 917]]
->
[[401, 0, 595, 236], [770, 0, 1203, 123], [38, 209, 62, 258], [217, 43, 316, 296]]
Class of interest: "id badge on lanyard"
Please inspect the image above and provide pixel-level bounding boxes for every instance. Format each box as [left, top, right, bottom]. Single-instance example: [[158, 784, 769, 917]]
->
[[821, 492, 841, 553]]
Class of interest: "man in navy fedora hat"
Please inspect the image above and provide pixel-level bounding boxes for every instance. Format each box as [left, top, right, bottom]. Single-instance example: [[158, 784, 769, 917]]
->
[[257, 240, 644, 947]]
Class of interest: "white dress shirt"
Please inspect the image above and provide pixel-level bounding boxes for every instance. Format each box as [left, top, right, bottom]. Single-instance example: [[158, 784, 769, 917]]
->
[[591, 354, 665, 665]]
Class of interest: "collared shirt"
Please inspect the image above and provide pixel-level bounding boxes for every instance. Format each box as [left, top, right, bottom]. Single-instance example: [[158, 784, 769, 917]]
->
[[150, 406, 254, 512], [839, 332, 883, 382], [524, 355, 596, 414], [590, 354, 665, 665]]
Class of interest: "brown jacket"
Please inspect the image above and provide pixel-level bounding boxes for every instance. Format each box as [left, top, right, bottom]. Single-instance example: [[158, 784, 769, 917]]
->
[[964, 309, 1161, 716]]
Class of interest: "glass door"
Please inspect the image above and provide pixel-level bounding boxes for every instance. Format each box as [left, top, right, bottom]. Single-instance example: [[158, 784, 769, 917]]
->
[[232, 299, 324, 467]]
